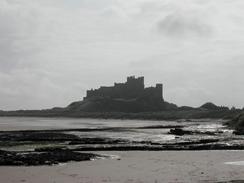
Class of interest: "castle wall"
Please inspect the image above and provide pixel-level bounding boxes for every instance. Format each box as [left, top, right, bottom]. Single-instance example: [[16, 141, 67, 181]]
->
[[142, 85, 162, 101], [84, 76, 163, 101]]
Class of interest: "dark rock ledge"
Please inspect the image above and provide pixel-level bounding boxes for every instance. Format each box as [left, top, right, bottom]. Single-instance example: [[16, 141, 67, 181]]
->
[[0, 126, 244, 166], [0, 148, 99, 166]]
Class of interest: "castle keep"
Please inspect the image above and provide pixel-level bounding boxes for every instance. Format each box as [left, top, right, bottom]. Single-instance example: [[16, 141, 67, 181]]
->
[[84, 76, 163, 101]]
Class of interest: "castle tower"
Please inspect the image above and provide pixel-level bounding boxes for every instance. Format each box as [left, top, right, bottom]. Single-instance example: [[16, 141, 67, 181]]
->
[[126, 76, 144, 89], [156, 83, 163, 100]]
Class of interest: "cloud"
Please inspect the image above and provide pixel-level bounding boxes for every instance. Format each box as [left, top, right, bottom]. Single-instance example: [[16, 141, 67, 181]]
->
[[157, 12, 213, 38], [0, 1, 45, 72]]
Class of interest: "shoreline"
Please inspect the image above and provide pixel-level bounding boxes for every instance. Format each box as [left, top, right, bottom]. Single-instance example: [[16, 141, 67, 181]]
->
[[0, 117, 243, 167], [0, 121, 243, 166]]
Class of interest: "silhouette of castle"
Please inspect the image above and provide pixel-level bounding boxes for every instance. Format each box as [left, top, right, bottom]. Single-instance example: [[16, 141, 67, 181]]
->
[[84, 76, 163, 101]]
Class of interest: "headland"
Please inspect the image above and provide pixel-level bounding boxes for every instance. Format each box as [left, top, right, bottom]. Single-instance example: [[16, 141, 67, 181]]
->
[[0, 76, 242, 120]]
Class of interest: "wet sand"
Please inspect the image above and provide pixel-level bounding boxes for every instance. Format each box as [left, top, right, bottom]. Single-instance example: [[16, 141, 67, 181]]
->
[[0, 151, 244, 183]]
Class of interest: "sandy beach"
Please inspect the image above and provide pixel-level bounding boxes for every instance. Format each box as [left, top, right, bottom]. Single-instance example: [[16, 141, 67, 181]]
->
[[0, 150, 244, 183]]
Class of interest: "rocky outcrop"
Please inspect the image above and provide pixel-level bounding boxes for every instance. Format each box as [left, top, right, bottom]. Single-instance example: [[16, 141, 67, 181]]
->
[[227, 112, 244, 135], [168, 128, 193, 136], [66, 97, 178, 113], [200, 102, 229, 111], [0, 149, 98, 166]]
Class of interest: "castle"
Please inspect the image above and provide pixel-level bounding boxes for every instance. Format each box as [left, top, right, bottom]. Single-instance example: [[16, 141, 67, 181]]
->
[[84, 76, 163, 101]]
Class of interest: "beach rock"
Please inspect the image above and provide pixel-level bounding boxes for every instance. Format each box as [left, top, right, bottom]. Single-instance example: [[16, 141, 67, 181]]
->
[[0, 149, 98, 166], [0, 131, 80, 141], [168, 128, 193, 136], [69, 137, 128, 145]]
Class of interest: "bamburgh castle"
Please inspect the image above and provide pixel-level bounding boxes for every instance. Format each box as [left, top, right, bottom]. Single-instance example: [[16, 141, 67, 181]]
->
[[84, 76, 163, 101]]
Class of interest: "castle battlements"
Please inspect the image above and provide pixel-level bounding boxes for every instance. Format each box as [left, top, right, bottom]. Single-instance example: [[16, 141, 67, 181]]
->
[[84, 76, 163, 101]]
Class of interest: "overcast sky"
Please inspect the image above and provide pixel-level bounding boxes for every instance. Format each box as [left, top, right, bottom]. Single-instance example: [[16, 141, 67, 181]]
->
[[1, 0, 244, 110]]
